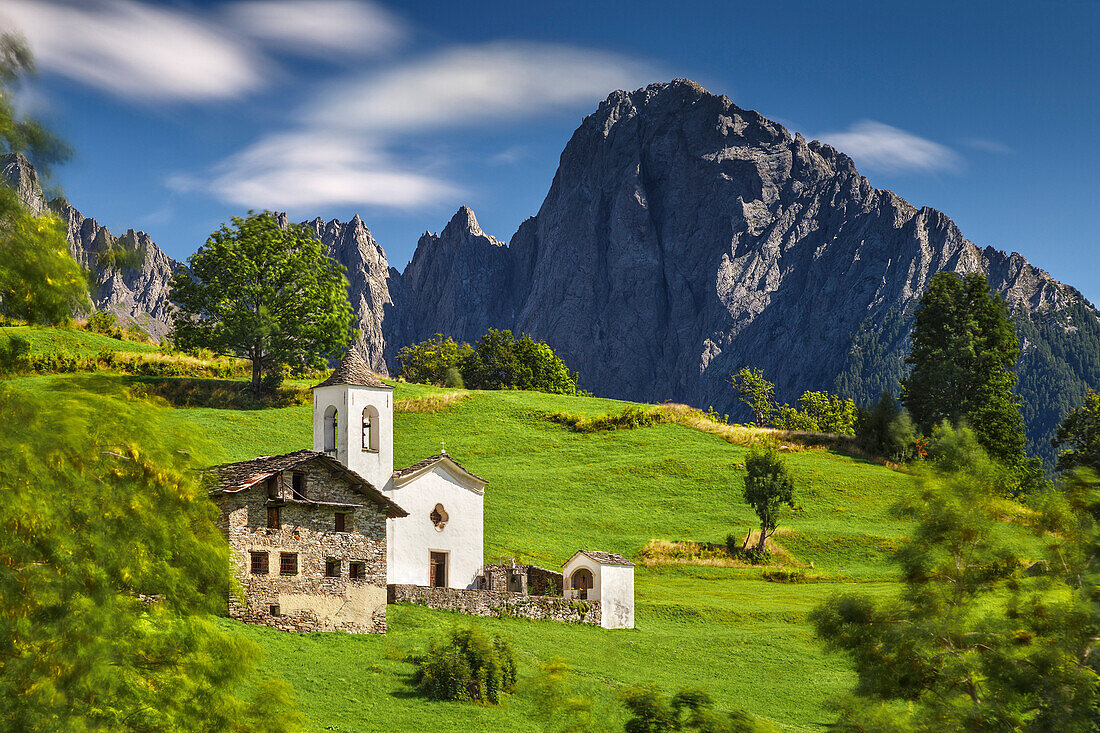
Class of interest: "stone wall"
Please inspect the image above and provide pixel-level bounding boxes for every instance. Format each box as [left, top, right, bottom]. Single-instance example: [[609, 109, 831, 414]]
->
[[215, 459, 389, 634], [481, 562, 564, 596], [389, 584, 599, 624]]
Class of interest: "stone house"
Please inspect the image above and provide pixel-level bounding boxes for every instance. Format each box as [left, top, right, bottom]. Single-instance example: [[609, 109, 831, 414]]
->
[[209, 449, 407, 634]]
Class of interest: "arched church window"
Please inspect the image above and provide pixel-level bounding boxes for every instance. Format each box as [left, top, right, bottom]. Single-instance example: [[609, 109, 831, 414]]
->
[[430, 503, 448, 531], [362, 405, 380, 452], [323, 405, 338, 452]]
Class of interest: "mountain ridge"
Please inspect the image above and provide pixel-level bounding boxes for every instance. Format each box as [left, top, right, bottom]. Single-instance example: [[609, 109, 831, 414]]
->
[[5, 80, 1097, 465]]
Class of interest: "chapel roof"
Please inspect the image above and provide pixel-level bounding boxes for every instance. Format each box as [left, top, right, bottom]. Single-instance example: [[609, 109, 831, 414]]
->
[[571, 550, 635, 567], [208, 449, 408, 517], [392, 453, 487, 490], [314, 346, 391, 390]]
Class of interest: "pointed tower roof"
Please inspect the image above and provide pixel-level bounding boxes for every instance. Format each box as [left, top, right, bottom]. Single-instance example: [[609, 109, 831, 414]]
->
[[314, 346, 392, 390]]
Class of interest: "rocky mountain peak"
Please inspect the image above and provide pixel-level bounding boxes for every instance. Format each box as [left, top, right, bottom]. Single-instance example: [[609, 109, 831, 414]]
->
[[1, 152, 48, 216], [441, 205, 486, 241]]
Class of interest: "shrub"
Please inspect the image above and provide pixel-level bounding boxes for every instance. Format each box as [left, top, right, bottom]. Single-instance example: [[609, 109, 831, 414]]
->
[[396, 334, 472, 385], [85, 309, 117, 334], [443, 366, 464, 388], [760, 568, 805, 583], [548, 406, 670, 433], [462, 329, 579, 395], [857, 392, 917, 462], [0, 334, 31, 374], [413, 627, 517, 704], [622, 686, 779, 732]]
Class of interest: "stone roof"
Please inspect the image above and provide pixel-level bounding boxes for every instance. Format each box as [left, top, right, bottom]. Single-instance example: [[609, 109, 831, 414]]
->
[[392, 453, 487, 484], [576, 550, 635, 567], [314, 347, 391, 390], [208, 449, 407, 517]]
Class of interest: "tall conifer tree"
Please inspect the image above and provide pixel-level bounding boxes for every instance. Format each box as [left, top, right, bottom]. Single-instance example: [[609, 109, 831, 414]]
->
[[901, 272, 1028, 466]]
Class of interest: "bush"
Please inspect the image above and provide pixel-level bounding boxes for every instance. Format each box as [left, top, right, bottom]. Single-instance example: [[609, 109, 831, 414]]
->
[[856, 392, 917, 462], [760, 568, 805, 583], [443, 366, 464, 388], [622, 686, 779, 732], [548, 406, 669, 433], [396, 334, 472, 385], [260, 363, 285, 392], [413, 627, 517, 704], [85, 309, 117, 334], [463, 329, 579, 395], [0, 334, 31, 374]]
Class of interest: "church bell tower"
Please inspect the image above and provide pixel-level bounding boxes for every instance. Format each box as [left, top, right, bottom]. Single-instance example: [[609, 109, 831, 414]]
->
[[312, 347, 394, 491]]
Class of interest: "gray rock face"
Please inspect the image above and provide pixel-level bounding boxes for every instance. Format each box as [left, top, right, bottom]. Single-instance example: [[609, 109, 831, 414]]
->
[[379, 80, 1099, 465], [299, 214, 396, 372], [1, 152, 179, 338]]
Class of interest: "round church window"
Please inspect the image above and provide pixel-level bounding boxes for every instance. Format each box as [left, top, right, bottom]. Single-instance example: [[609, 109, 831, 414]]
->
[[430, 504, 448, 531]]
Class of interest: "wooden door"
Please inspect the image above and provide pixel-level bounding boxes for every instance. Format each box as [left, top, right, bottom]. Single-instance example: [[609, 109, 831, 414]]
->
[[429, 552, 447, 588]]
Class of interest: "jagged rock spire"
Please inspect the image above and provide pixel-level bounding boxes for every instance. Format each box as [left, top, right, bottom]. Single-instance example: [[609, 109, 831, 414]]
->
[[314, 345, 391, 389]]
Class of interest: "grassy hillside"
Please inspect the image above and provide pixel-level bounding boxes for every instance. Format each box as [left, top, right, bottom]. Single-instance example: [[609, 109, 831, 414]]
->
[[0, 324, 160, 357], [6, 373, 1042, 731]]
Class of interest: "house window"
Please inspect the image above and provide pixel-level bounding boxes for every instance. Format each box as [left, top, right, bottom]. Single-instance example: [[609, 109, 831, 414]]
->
[[269, 604, 280, 616], [349, 562, 364, 580], [335, 512, 346, 532], [362, 406, 379, 452], [325, 559, 341, 578], [265, 475, 278, 499], [250, 551, 268, 574], [267, 506, 280, 529], [280, 553, 298, 576], [291, 472, 306, 500]]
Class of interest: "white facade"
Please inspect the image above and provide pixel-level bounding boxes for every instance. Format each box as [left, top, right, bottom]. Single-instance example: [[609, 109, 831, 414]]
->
[[312, 363, 485, 591], [385, 458, 485, 589], [563, 552, 635, 629], [312, 383, 393, 493]]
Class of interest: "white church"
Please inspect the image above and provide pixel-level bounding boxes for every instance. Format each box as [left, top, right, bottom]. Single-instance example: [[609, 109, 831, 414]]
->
[[211, 346, 633, 634], [312, 349, 487, 590]]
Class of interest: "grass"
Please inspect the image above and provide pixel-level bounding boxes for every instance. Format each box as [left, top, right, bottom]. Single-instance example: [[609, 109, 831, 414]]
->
[[4, 372, 1044, 731], [0, 324, 160, 357]]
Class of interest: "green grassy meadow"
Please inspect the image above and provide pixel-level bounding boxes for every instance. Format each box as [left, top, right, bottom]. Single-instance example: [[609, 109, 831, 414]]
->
[[7, 369, 1041, 731], [0, 324, 160, 357]]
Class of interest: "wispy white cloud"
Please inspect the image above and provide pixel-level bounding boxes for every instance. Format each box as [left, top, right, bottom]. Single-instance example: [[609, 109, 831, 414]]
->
[[189, 41, 651, 209], [818, 120, 960, 174], [225, 0, 405, 60], [172, 130, 460, 211], [0, 0, 266, 101], [961, 137, 1014, 155], [306, 41, 655, 132], [0, 0, 403, 102], [488, 145, 527, 166]]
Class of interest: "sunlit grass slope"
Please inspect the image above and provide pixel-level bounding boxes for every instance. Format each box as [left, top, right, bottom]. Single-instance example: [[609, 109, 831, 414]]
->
[[8, 374, 1042, 731], [0, 324, 159, 357]]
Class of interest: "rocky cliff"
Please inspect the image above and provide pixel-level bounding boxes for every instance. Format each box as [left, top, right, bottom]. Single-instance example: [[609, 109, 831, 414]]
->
[[378, 80, 1100, 463], [2, 152, 179, 338]]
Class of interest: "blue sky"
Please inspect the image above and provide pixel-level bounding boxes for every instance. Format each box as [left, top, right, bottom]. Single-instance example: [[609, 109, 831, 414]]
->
[[2, 0, 1097, 301]]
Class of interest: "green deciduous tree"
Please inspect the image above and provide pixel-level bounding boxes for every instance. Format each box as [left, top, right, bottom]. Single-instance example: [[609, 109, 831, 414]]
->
[[856, 392, 918, 462], [1052, 388, 1100, 474], [742, 445, 796, 553], [901, 272, 1029, 467], [395, 333, 473, 385], [169, 212, 356, 394], [810, 436, 1100, 732], [0, 33, 87, 326], [728, 368, 775, 427], [462, 328, 579, 395], [0, 378, 301, 732]]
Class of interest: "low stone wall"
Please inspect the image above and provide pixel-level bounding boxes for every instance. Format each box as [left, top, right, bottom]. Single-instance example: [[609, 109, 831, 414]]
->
[[388, 584, 599, 625], [481, 562, 564, 596]]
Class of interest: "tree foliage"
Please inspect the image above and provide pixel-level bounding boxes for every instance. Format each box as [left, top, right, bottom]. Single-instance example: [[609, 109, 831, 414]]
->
[[728, 368, 775, 427], [901, 272, 1029, 467], [0, 33, 87, 325], [0, 378, 301, 732], [622, 687, 778, 733], [463, 329, 581, 394], [856, 392, 918, 462], [413, 626, 518, 704], [169, 212, 356, 394], [1052, 388, 1100, 474], [741, 445, 796, 553], [395, 333, 472, 385], [811, 432, 1100, 732]]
